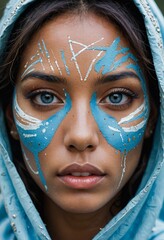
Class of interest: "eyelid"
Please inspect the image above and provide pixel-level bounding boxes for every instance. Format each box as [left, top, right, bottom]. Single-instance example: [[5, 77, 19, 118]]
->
[[25, 89, 65, 103], [98, 87, 138, 111], [100, 88, 138, 102]]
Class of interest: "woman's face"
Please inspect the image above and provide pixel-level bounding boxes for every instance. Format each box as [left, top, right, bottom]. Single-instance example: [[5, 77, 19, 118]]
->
[[12, 13, 149, 214]]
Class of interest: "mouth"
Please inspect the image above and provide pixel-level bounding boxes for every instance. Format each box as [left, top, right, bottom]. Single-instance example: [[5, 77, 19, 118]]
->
[[57, 163, 106, 189]]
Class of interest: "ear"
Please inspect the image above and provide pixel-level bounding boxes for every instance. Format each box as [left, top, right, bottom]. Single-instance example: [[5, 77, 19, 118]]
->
[[6, 103, 19, 141], [144, 100, 158, 139]]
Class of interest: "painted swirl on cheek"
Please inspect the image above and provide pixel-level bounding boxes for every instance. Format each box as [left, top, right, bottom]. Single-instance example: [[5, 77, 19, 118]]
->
[[13, 92, 72, 191]]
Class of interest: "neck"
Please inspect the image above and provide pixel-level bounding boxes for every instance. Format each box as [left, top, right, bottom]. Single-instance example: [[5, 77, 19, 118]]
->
[[43, 196, 114, 240]]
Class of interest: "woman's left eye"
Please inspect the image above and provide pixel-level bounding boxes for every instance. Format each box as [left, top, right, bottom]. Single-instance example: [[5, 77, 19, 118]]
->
[[100, 89, 137, 109], [106, 92, 128, 105]]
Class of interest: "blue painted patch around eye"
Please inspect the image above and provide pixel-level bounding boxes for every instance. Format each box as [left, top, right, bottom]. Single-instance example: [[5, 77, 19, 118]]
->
[[14, 92, 72, 190], [90, 37, 149, 153], [89, 37, 150, 153], [90, 92, 148, 153]]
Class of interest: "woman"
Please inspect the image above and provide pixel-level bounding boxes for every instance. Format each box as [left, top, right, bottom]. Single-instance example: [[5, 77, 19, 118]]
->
[[0, 0, 163, 239]]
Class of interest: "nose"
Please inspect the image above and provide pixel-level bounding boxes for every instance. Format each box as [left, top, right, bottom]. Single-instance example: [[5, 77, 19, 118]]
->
[[64, 104, 99, 152]]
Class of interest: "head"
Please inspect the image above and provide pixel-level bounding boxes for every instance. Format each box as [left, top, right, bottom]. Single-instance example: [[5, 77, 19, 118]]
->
[[0, 0, 159, 216]]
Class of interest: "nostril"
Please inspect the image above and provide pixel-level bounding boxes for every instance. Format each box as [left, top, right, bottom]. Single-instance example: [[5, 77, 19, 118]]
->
[[88, 145, 93, 149], [68, 144, 94, 152], [69, 145, 75, 150]]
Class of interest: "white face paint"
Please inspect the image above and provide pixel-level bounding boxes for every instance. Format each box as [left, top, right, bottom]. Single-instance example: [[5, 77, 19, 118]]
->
[[13, 90, 72, 190], [68, 36, 104, 81], [22, 37, 106, 82]]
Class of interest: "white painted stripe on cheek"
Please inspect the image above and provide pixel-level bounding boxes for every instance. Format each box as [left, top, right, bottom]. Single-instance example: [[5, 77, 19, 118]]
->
[[108, 126, 121, 132], [122, 119, 147, 132], [14, 95, 42, 130], [118, 102, 145, 125]]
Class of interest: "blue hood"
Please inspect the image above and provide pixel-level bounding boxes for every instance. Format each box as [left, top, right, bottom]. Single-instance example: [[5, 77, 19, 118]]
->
[[0, 0, 163, 239]]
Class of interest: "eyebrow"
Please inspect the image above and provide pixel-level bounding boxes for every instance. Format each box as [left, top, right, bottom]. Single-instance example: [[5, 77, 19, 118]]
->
[[21, 71, 66, 84], [96, 71, 140, 85]]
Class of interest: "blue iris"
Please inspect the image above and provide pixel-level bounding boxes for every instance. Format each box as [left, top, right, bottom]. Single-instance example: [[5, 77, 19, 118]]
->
[[40, 93, 54, 104], [109, 93, 123, 104]]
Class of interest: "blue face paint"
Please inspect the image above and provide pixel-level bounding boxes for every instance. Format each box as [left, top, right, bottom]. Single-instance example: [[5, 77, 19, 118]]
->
[[90, 37, 136, 74], [14, 92, 72, 190], [90, 93, 148, 153], [61, 50, 70, 75], [90, 38, 149, 154]]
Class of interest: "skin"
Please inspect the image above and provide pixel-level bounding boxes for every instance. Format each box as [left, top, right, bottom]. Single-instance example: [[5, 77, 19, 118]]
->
[[10, 13, 151, 240]]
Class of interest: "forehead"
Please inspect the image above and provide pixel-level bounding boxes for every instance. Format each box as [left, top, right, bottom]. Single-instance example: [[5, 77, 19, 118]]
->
[[22, 13, 130, 59]]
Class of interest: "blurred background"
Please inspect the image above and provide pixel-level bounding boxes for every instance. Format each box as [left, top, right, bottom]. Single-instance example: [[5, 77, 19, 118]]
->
[[0, 0, 164, 16]]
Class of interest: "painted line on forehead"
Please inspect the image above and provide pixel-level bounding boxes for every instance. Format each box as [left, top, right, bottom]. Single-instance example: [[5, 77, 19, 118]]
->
[[37, 43, 46, 71], [84, 51, 103, 81], [90, 93, 149, 153], [30, 51, 40, 61], [21, 58, 42, 79], [68, 37, 83, 81], [61, 50, 70, 75], [41, 39, 55, 72], [69, 37, 104, 61], [51, 51, 63, 76], [13, 90, 72, 190], [68, 36, 104, 81], [41, 39, 50, 58]]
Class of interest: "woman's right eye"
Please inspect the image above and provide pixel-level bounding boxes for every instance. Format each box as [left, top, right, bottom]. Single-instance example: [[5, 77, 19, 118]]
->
[[26, 90, 64, 108]]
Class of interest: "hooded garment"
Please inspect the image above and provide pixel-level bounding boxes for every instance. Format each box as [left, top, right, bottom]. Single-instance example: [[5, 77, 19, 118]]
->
[[0, 0, 164, 239]]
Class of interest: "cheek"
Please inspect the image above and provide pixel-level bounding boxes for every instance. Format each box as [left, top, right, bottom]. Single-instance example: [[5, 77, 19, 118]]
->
[[13, 91, 72, 190], [123, 141, 143, 182], [90, 92, 149, 154]]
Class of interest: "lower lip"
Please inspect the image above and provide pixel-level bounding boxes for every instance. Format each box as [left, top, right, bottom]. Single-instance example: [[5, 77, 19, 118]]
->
[[58, 175, 104, 189]]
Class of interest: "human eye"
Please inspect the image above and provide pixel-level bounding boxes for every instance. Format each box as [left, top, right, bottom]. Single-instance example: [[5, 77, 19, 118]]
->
[[100, 88, 138, 110], [26, 89, 64, 109]]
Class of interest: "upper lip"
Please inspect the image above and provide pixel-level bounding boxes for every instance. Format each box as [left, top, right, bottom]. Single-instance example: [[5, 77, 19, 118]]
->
[[58, 163, 105, 176]]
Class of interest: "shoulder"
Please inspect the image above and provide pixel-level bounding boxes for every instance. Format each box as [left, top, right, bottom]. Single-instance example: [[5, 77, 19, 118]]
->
[[148, 219, 164, 240], [0, 193, 14, 240]]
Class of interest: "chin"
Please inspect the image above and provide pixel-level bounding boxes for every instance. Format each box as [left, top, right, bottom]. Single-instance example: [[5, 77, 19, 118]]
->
[[46, 191, 112, 215]]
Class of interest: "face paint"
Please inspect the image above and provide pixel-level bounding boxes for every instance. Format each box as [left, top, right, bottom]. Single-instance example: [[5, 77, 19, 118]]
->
[[41, 39, 55, 72], [92, 37, 137, 74], [22, 40, 64, 79], [90, 38, 150, 188], [13, 91, 72, 191], [68, 36, 104, 81], [61, 50, 70, 75]]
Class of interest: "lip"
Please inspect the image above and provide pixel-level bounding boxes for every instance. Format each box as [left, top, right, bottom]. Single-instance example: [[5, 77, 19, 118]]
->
[[57, 163, 105, 189]]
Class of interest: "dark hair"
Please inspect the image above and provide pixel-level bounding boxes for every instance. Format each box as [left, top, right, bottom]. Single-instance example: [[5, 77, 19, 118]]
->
[[0, 0, 159, 214]]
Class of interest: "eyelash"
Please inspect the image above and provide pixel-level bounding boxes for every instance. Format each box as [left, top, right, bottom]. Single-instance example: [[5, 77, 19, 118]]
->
[[100, 88, 138, 110], [25, 90, 64, 109], [25, 88, 138, 112]]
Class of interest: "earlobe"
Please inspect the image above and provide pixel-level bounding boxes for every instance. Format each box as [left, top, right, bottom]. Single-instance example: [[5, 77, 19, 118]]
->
[[6, 103, 19, 141], [144, 121, 154, 139], [10, 127, 19, 140]]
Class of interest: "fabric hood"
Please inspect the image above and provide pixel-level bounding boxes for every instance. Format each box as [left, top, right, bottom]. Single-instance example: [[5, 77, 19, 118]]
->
[[0, 0, 163, 239]]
